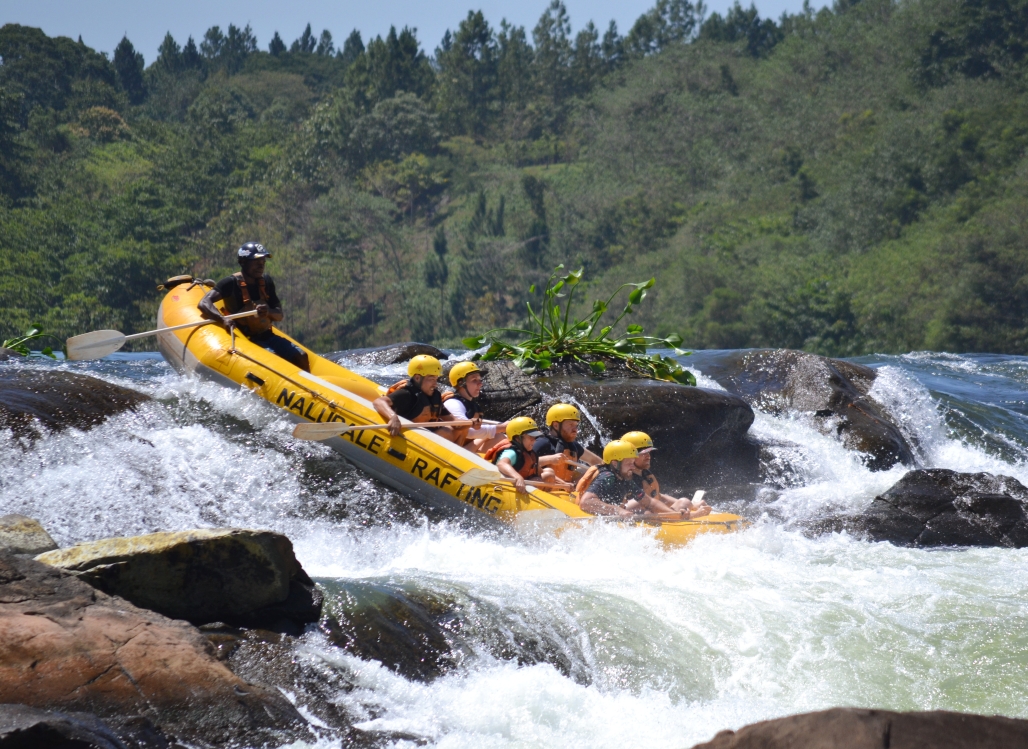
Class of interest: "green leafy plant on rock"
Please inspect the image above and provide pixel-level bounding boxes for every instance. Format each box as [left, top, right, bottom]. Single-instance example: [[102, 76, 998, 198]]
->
[[2, 328, 61, 358], [463, 266, 696, 385]]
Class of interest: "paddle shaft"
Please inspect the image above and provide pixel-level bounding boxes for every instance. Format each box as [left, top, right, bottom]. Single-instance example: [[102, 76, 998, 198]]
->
[[336, 420, 472, 434], [124, 309, 258, 340]]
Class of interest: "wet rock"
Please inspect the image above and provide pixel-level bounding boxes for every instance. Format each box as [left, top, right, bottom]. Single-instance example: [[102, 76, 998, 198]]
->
[[691, 349, 915, 471], [532, 376, 759, 492], [472, 360, 544, 417], [0, 514, 58, 555], [0, 369, 149, 436], [325, 342, 448, 367], [0, 347, 24, 362], [690, 707, 1028, 749], [36, 529, 322, 630], [846, 469, 1028, 548], [0, 703, 175, 749], [0, 703, 141, 749], [0, 551, 307, 748], [321, 582, 458, 682]]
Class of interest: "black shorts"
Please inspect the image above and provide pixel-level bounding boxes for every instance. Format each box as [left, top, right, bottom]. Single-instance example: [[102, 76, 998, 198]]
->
[[248, 330, 306, 367]]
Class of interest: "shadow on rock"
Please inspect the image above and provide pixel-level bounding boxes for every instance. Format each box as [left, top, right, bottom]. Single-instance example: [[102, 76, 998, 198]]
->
[[839, 469, 1028, 548], [0, 369, 148, 437], [692, 349, 915, 471]]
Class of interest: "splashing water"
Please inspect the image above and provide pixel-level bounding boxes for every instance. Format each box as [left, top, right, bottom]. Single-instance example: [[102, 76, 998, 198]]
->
[[4, 351, 1028, 748]]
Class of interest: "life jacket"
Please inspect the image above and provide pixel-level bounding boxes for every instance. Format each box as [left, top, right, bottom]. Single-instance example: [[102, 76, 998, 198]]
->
[[536, 433, 582, 483], [386, 380, 443, 423], [577, 465, 640, 507], [635, 469, 660, 500], [441, 391, 483, 446], [484, 439, 539, 479], [575, 465, 600, 495], [233, 272, 273, 335]]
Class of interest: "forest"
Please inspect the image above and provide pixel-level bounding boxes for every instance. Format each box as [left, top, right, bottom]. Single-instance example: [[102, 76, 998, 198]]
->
[[1, 0, 1027, 355]]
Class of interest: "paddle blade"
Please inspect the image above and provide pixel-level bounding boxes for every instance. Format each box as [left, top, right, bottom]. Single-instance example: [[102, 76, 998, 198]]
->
[[292, 422, 355, 441], [458, 467, 506, 487], [66, 330, 127, 361]]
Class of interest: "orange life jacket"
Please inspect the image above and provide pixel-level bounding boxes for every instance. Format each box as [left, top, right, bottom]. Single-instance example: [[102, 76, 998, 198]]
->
[[636, 469, 660, 500], [483, 439, 539, 479], [233, 272, 273, 335], [441, 391, 483, 446], [575, 465, 600, 495], [386, 380, 443, 423]]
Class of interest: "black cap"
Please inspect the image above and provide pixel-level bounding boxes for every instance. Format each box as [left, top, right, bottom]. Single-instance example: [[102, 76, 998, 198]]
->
[[237, 242, 271, 261]]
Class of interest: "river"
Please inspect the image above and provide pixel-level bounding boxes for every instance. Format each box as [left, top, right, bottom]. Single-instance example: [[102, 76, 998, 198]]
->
[[3, 351, 1028, 748]]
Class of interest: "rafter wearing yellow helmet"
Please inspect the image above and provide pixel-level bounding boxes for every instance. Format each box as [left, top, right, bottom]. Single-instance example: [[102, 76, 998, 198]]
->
[[620, 431, 713, 519], [487, 416, 544, 493], [373, 354, 458, 441], [441, 361, 508, 451], [534, 402, 603, 486]]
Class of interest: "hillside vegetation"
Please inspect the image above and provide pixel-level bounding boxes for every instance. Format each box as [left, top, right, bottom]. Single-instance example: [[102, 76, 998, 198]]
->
[[1, 0, 1027, 355]]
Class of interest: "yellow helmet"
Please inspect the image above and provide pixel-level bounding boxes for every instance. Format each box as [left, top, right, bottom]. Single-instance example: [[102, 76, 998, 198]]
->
[[602, 439, 638, 464], [408, 355, 442, 378], [507, 416, 543, 440], [621, 431, 655, 453], [545, 403, 580, 427], [449, 361, 482, 387]]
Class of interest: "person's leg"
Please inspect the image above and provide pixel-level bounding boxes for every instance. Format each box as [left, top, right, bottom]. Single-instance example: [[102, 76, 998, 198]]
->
[[259, 332, 311, 371]]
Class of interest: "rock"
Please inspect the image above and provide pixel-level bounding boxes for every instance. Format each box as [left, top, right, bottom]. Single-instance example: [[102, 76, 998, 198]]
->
[[0, 551, 307, 748], [321, 581, 458, 682], [532, 376, 760, 492], [0, 347, 24, 362], [0, 703, 167, 749], [691, 349, 915, 471], [36, 529, 322, 630], [324, 342, 448, 367], [473, 360, 544, 417], [0, 515, 58, 555], [690, 707, 1028, 749], [0, 369, 149, 436], [845, 469, 1028, 548]]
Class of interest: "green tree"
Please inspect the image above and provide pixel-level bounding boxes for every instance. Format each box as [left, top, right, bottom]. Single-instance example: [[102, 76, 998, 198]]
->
[[291, 24, 317, 54], [114, 35, 146, 104], [269, 32, 286, 56], [497, 21, 534, 114], [316, 30, 335, 56], [698, 2, 783, 58], [625, 0, 703, 56], [532, 1, 574, 110], [349, 92, 439, 167], [434, 11, 498, 136], [339, 30, 364, 65], [350, 26, 433, 104]]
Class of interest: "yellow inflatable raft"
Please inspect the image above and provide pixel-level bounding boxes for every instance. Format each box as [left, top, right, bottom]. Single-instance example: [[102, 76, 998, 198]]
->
[[156, 279, 743, 546]]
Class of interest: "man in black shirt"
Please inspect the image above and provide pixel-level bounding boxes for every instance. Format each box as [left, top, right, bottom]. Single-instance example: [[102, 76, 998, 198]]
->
[[198, 242, 310, 371], [578, 440, 643, 517]]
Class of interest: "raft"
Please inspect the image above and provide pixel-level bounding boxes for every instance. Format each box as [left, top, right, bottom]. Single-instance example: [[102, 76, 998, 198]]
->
[[156, 280, 744, 546]]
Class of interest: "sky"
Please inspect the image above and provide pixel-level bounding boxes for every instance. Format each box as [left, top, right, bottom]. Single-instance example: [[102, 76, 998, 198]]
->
[[3, 1, 831, 62]]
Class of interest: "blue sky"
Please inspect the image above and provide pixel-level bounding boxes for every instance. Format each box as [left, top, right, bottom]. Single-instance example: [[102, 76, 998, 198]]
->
[[4, 1, 831, 62]]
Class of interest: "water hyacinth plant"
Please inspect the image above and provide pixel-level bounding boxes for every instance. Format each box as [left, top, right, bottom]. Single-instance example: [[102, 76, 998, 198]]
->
[[463, 266, 696, 385], [2, 328, 61, 358]]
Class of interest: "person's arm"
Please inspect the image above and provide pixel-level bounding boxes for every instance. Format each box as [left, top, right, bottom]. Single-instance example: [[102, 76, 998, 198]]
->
[[262, 278, 284, 322], [198, 289, 232, 327], [373, 395, 403, 436], [581, 448, 602, 466], [496, 453, 526, 493], [580, 490, 634, 517]]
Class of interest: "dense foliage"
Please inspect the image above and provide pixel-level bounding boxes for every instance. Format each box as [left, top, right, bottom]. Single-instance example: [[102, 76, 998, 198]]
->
[[1, 0, 1027, 355]]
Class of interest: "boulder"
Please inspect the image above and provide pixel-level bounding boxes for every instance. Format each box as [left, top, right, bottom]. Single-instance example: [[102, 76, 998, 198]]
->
[[691, 349, 915, 471], [0, 515, 57, 556], [0, 369, 149, 436], [36, 529, 322, 631], [0, 551, 307, 747], [845, 469, 1028, 548], [473, 360, 544, 416], [0, 703, 163, 749], [533, 376, 760, 490], [324, 341, 448, 367], [0, 348, 24, 362], [690, 707, 1028, 749]]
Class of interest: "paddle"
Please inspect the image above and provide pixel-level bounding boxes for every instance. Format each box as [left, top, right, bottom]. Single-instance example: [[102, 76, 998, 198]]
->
[[66, 310, 259, 361], [293, 419, 473, 441]]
